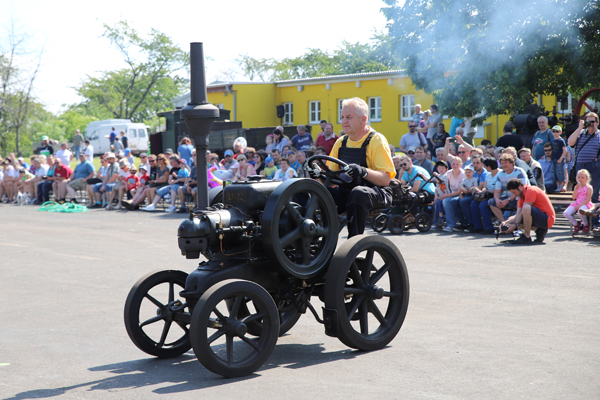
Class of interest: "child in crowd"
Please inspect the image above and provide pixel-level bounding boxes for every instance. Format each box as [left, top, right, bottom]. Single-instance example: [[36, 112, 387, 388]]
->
[[125, 165, 140, 197], [265, 134, 275, 152], [262, 156, 278, 179], [124, 165, 149, 210], [287, 151, 301, 172], [563, 169, 594, 234], [550, 125, 567, 192], [432, 160, 449, 229], [459, 165, 479, 199]]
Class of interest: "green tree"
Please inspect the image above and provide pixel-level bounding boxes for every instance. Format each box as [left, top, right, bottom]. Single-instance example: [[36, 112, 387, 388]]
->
[[382, 0, 600, 120], [75, 21, 188, 123], [238, 36, 399, 82]]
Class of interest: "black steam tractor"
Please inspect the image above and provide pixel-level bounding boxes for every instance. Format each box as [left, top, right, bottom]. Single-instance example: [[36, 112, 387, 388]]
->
[[123, 44, 410, 378]]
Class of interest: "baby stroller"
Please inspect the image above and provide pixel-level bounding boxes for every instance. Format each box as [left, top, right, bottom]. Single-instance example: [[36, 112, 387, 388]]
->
[[371, 174, 436, 235]]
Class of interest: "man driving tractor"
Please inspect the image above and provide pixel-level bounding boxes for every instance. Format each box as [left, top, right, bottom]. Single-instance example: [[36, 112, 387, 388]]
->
[[326, 97, 396, 237]]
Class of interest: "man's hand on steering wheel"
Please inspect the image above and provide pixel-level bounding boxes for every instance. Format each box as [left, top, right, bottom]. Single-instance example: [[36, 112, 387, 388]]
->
[[307, 155, 356, 187], [346, 164, 368, 179]]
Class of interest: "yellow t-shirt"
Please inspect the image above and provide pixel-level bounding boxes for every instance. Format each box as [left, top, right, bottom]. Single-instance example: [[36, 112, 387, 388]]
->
[[327, 127, 396, 180]]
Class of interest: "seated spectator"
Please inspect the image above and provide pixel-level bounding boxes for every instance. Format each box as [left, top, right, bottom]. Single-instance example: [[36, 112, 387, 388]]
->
[[1, 160, 18, 203], [406, 146, 416, 160], [459, 155, 488, 232], [253, 152, 265, 175], [392, 155, 402, 179], [413, 145, 434, 175], [91, 152, 119, 209], [233, 136, 247, 159], [454, 165, 479, 231], [489, 153, 529, 222], [314, 146, 327, 156], [471, 157, 501, 234], [261, 156, 277, 179], [450, 136, 472, 167], [272, 157, 297, 182], [272, 126, 290, 153], [63, 152, 95, 203], [398, 155, 435, 200], [176, 162, 198, 213], [113, 134, 124, 155], [124, 165, 150, 210], [432, 160, 450, 229], [564, 169, 594, 234], [265, 134, 275, 152], [503, 146, 537, 187], [287, 151, 302, 172], [35, 155, 57, 204], [144, 154, 171, 205], [139, 153, 151, 175], [124, 149, 135, 166], [143, 155, 189, 212], [437, 156, 466, 232], [270, 149, 282, 167], [23, 157, 48, 203], [106, 159, 131, 210], [232, 154, 256, 182], [85, 155, 107, 206], [15, 168, 35, 201], [518, 148, 545, 192], [295, 150, 310, 178], [245, 147, 256, 166], [51, 159, 73, 203]]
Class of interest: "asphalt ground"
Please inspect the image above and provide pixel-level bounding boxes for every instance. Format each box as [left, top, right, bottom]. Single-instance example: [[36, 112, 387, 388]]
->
[[0, 204, 599, 399]]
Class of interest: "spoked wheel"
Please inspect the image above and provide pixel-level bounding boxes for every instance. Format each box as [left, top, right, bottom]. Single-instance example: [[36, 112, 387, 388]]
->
[[190, 279, 279, 378], [415, 213, 433, 232], [263, 179, 339, 279], [324, 235, 410, 351], [388, 214, 405, 235], [371, 213, 388, 233], [124, 270, 191, 358], [226, 296, 301, 337]]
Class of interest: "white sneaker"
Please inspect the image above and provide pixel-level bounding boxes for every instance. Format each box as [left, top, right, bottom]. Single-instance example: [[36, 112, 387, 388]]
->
[[115, 204, 122, 210], [166, 205, 177, 213], [442, 226, 454, 232], [142, 204, 156, 212]]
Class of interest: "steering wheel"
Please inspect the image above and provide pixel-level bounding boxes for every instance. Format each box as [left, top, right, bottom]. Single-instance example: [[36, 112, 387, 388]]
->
[[307, 155, 355, 187]]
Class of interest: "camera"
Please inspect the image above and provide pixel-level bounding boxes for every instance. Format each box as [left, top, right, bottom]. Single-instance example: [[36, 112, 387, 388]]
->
[[584, 121, 591, 128], [449, 138, 457, 143]]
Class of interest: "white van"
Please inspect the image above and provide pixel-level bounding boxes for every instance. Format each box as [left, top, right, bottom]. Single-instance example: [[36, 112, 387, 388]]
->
[[83, 119, 149, 155]]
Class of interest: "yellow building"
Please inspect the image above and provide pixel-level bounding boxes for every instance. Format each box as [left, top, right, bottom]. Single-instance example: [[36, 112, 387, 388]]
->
[[172, 71, 563, 149]]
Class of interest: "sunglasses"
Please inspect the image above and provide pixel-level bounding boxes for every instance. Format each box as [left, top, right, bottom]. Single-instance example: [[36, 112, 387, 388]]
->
[[408, 125, 416, 128], [149, 160, 156, 162], [141, 156, 148, 159], [544, 149, 553, 152], [408, 151, 414, 154], [586, 120, 598, 123], [458, 151, 466, 154], [400, 163, 409, 167]]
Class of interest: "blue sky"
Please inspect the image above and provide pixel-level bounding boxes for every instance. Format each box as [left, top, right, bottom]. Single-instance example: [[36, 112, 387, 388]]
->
[[1, 0, 389, 114]]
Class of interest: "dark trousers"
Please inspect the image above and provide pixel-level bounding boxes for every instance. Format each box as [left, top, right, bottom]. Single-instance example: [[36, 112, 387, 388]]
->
[[37, 181, 53, 202], [328, 185, 392, 237]]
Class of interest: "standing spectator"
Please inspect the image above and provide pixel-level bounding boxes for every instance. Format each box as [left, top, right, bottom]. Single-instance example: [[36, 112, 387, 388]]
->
[[72, 129, 84, 159], [55, 143, 73, 166], [489, 153, 529, 223], [63, 153, 95, 203], [567, 113, 600, 203], [315, 123, 338, 155], [412, 104, 423, 126], [291, 124, 314, 152], [123, 148, 134, 166], [550, 125, 567, 192], [120, 130, 128, 150], [413, 146, 434, 175], [539, 143, 559, 193], [113, 135, 124, 155], [399, 121, 427, 153], [518, 148, 545, 192], [495, 124, 524, 150], [83, 140, 94, 160], [107, 127, 117, 147], [272, 126, 290, 152], [531, 116, 553, 160], [431, 123, 450, 155], [315, 119, 327, 140], [565, 145, 576, 190], [36, 136, 54, 157], [424, 104, 442, 155]]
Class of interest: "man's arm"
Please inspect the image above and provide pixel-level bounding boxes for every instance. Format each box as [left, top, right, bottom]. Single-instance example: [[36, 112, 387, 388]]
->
[[455, 135, 474, 153], [364, 170, 391, 187], [568, 121, 584, 147]]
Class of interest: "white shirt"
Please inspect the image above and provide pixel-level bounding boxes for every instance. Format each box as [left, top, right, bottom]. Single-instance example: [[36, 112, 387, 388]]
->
[[273, 167, 297, 182], [55, 149, 72, 165], [84, 145, 94, 159], [35, 164, 50, 178]]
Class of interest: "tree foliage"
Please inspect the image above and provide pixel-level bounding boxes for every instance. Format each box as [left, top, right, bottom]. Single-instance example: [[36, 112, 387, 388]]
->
[[75, 21, 188, 123], [382, 0, 600, 120], [238, 35, 399, 82]]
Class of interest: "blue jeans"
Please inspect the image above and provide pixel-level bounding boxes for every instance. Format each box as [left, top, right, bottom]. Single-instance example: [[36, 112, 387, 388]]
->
[[472, 199, 494, 230], [37, 181, 53, 202], [73, 145, 81, 159], [433, 199, 444, 225], [442, 197, 462, 228], [458, 196, 473, 225]]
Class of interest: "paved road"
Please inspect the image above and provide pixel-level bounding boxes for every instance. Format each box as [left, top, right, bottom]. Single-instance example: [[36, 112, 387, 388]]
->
[[1, 204, 599, 399]]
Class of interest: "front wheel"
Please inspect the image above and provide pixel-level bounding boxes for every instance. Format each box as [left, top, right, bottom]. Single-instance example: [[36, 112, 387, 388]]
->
[[124, 270, 191, 358]]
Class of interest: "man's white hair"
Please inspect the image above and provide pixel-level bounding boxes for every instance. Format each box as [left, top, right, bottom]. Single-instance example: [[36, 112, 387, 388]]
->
[[537, 115, 548, 122], [342, 97, 369, 119]]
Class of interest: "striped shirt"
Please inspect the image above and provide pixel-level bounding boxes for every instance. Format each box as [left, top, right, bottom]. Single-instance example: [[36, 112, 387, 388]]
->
[[574, 130, 600, 163]]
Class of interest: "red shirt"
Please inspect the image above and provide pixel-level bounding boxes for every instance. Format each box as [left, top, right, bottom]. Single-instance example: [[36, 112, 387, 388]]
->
[[54, 165, 72, 179], [316, 134, 339, 156], [518, 185, 555, 228], [126, 174, 140, 191]]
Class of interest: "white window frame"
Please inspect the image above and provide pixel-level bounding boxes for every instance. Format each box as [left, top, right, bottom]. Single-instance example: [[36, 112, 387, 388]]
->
[[309, 101, 321, 124], [400, 95, 415, 121], [338, 99, 344, 123], [283, 102, 293, 125], [369, 97, 382, 122]]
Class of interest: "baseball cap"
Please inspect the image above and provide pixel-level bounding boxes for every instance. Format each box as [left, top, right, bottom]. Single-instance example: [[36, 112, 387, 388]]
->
[[138, 165, 147, 171], [224, 149, 234, 157], [105, 152, 116, 159], [552, 125, 562, 132], [119, 159, 129, 168], [464, 164, 474, 171], [124, 148, 131, 155], [265, 156, 273, 164], [407, 146, 417, 153], [165, 148, 173, 154], [139, 152, 148, 158], [41, 135, 49, 141], [129, 164, 137, 171], [518, 147, 531, 154]]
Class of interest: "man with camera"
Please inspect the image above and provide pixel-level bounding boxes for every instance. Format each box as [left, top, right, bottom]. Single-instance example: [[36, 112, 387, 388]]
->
[[326, 97, 396, 238], [500, 178, 555, 244], [567, 112, 600, 203]]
